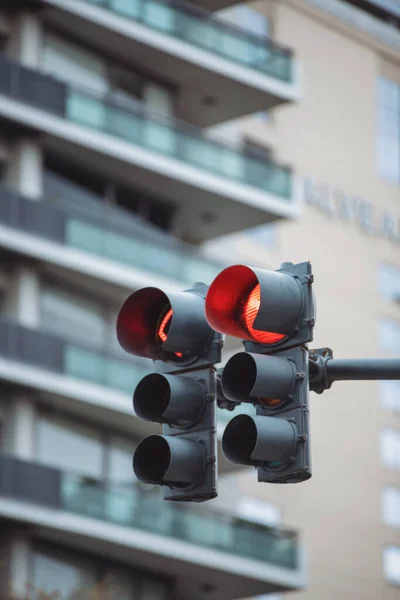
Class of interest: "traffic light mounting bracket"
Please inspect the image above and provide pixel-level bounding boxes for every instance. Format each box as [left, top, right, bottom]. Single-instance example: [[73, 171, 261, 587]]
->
[[309, 347, 400, 393]]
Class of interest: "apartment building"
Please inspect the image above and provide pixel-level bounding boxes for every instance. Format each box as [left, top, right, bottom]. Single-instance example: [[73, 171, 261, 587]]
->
[[0, 1, 305, 599]]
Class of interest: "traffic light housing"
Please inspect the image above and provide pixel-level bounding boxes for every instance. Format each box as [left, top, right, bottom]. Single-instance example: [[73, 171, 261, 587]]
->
[[206, 262, 314, 484], [117, 283, 222, 502]]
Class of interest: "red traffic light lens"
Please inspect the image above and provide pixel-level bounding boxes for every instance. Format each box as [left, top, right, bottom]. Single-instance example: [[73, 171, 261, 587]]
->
[[206, 265, 286, 344], [117, 288, 183, 360], [243, 284, 285, 344]]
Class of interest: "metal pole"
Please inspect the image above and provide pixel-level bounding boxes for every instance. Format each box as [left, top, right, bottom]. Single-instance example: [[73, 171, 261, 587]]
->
[[326, 358, 400, 382]]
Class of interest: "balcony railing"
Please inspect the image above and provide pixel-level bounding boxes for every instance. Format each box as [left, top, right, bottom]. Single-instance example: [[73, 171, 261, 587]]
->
[[62, 473, 299, 568], [0, 319, 238, 424], [0, 54, 293, 198], [0, 454, 299, 569], [82, 0, 293, 81], [0, 319, 150, 394], [0, 181, 223, 286]]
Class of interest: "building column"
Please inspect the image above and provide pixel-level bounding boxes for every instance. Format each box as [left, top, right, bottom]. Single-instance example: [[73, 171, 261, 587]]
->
[[9, 533, 31, 599], [5, 395, 36, 461], [5, 138, 44, 200], [7, 11, 43, 69], [4, 265, 41, 327]]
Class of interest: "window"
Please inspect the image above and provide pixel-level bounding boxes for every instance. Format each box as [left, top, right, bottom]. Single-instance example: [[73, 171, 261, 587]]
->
[[380, 380, 400, 412], [378, 263, 400, 302], [383, 487, 400, 527], [379, 319, 400, 355], [384, 546, 400, 586], [108, 436, 137, 484], [42, 34, 108, 94], [218, 6, 270, 37], [32, 548, 96, 599], [381, 428, 400, 469], [40, 285, 107, 348], [32, 545, 171, 599], [377, 77, 400, 183], [37, 415, 104, 479], [237, 497, 281, 526]]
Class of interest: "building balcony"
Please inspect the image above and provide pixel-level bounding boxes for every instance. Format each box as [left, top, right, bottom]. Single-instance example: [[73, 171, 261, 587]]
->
[[0, 55, 300, 242], [0, 183, 223, 291], [0, 318, 238, 472], [0, 454, 306, 599], [29, 0, 300, 125]]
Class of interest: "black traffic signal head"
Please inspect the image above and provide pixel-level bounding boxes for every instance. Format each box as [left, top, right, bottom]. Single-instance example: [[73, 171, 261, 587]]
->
[[134, 435, 206, 487], [134, 373, 205, 424], [221, 346, 311, 484], [205, 262, 314, 352], [117, 284, 219, 367], [117, 283, 221, 503], [132, 368, 217, 502]]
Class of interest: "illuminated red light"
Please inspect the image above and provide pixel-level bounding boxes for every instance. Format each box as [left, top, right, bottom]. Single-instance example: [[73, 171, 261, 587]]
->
[[158, 308, 172, 343], [206, 266, 286, 345], [242, 284, 285, 344], [158, 307, 183, 358]]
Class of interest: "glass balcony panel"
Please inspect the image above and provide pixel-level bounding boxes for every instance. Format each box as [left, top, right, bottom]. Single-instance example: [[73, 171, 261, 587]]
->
[[219, 147, 244, 179], [66, 220, 103, 254], [67, 93, 106, 130], [111, 0, 141, 19], [66, 218, 203, 283], [60, 474, 298, 569], [65, 89, 291, 197], [145, 1, 175, 33], [184, 16, 217, 52], [220, 30, 251, 65], [106, 105, 142, 144], [82, 0, 292, 81], [143, 119, 177, 155], [105, 486, 137, 524], [134, 493, 176, 534], [64, 346, 148, 393], [63, 475, 106, 520], [105, 356, 149, 393], [183, 137, 220, 173]]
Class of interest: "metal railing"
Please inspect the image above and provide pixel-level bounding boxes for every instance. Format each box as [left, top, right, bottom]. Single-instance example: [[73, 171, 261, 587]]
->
[[0, 54, 293, 198], [82, 0, 293, 81], [0, 179, 224, 286], [62, 472, 299, 569], [0, 454, 300, 569], [0, 318, 150, 394]]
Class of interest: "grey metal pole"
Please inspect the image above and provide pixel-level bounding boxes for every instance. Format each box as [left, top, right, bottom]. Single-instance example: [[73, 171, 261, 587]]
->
[[326, 358, 400, 382]]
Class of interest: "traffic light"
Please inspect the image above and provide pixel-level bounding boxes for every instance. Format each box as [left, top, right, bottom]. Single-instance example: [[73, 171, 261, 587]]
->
[[206, 262, 315, 484], [116, 283, 222, 502]]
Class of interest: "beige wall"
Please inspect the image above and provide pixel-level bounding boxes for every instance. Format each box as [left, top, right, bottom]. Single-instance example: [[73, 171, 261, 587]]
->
[[235, 1, 400, 598]]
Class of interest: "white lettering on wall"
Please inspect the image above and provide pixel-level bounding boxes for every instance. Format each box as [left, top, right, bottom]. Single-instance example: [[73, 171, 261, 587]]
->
[[303, 177, 400, 245]]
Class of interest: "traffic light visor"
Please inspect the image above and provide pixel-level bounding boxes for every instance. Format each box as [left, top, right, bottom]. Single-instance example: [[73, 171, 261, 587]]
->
[[206, 265, 286, 343], [117, 287, 183, 359]]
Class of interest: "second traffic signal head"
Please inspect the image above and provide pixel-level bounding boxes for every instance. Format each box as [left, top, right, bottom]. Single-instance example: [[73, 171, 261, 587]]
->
[[205, 262, 314, 350], [116, 285, 216, 366], [221, 351, 297, 405]]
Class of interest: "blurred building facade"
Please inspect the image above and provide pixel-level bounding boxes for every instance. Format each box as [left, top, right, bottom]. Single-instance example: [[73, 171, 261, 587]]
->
[[0, 1, 399, 600]]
